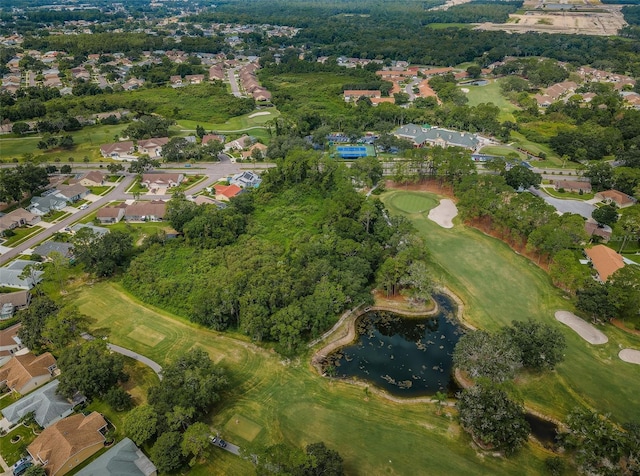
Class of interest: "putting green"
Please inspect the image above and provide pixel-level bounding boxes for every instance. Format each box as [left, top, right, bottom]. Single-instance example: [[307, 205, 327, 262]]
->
[[127, 326, 165, 347], [224, 414, 263, 442], [388, 192, 437, 214]]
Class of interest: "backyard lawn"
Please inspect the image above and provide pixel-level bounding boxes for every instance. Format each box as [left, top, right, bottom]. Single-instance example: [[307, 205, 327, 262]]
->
[[382, 190, 640, 423], [73, 282, 550, 475], [0, 423, 38, 466]]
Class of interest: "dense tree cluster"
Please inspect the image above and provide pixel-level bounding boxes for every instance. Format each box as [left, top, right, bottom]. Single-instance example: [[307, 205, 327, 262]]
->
[[125, 151, 416, 353], [253, 441, 345, 476], [454, 320, 566, 382], [457, 383, 530, 455], [124, 349, 228, 473], [0, 163, 49, 202], [72, 229, 134, 277]]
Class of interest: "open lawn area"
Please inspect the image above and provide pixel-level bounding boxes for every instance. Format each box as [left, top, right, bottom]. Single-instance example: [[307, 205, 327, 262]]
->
[[382, 190, 640, 423], [459, 78, 517, 122], [479, 145, 527, 161], [1, 226, 45, 247], [541, 186, 594, 201], [73, 282, 550, 475], [0, 124, 128, 163], [510, 131, 562, 164], [0, 423, 38, 465]]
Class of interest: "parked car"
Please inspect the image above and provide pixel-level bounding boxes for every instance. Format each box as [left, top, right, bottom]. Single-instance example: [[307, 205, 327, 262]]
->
[[12, 456, 32, 476], [218, 439, 227, 448]]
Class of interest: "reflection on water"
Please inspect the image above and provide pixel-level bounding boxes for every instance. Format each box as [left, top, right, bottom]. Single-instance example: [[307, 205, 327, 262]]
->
[[330, 294, 463, 397]]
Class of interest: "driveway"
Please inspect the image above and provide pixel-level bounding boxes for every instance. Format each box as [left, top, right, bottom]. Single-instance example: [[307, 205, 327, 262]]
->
[[210, 436, 241, 456], [529, 187, 595, 219]]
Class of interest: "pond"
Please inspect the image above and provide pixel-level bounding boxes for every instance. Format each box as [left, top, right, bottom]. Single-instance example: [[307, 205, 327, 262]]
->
[[328, 294, 463, 397]]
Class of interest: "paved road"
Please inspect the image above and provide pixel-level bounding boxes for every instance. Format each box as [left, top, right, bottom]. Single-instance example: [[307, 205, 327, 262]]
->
[[228, 67, 242, 97], [0, 160, 275, 265], [405, 77, 420, 101], [529, 187, 596, 219]]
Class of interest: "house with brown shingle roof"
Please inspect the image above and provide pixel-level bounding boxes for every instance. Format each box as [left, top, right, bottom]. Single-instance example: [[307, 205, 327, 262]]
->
[[202, 134, 225, 145], [124, 201, 167, 222], [0, 290, 30, 320], [100, 141, 135, 159], [96, 206, 125, 224], [0, 208, 41, 235], [585, 222, 612, 243], [343, 90, 381, 102], [141, 173, 184, 189], [55, 184, 90, 203], [71, 171, 105, 187], [584, 245, 625, 282], [0, 323, 24, 366], [241, 142, 268, 160], [0, 352, 57, 394], [595, 189, 637, 208], [27, 412, 107, 476], [137, 137, 169, 158], [554, 180, 592, 193]]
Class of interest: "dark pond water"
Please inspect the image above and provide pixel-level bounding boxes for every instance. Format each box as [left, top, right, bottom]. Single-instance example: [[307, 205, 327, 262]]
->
[[525, 413, 559, 447], [329, 294, 463, 397]]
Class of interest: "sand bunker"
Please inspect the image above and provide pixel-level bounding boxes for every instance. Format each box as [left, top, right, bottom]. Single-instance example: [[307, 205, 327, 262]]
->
[[428, 199, 458, 228], [555, 311, 608, 345], [619, 349, 640, 365], [460, 88, 470, 93], [248, 111, 271, 118]]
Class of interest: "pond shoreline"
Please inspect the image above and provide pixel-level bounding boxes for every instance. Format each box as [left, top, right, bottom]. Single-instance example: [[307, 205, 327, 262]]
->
[[310, 286, 470, 404]]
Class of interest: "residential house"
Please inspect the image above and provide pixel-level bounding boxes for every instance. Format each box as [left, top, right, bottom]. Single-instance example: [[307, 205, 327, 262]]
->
[[141, 173, 184, 189], [32, 241, 74, 260], [252, 88, 272, 102], [202, 134, 225, 145], [71, 171, 105, 187], [122, 78, 144, 91], [169, 75, 183, 87], [185, 74, 205, 84], [585, 221, 612, 243], [224, 135, 253, 152], [213, 184, 242, 201], [393, 124, 480, 150], [584, 245, 625, 282], [27, 412, 108, 476], [554, 180, 592, 194], [0, 260, 44, 289], [100, 141, 135, 159], [1, 379, 80, 429], [55, 184, 90, 203], [230, 171, 262, 188], [209, 64, 225, 81], [370, 97, 396, 106], [76, 437, 157, 476], [241, 142, 268, 160], [70, 223, 110, 237], [28, 195, 68, 216], [0, 323, 23, 366], [124, 201, 167, 222], [343, 90, 382, 102], [96, 206, 125, 224], [0, 291, 30, 321], [595, 189, 637, 208], [0, 352, 57, 395], [137, 137, 169, 158], [0, 208, 41, 235]]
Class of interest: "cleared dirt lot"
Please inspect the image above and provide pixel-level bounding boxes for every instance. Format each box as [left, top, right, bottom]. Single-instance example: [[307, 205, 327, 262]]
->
[[475, 1, 626, 36]]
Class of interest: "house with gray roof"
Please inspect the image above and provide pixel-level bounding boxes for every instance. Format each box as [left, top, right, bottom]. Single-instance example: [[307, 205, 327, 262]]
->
[[70, 223, 110, 237], [28, 195, 68, 216], [394, 123, 480, 150], [0, 261, 43, 289], [230, 171, 261, 188], [32, 241, 74, 260], [76, 437, 157, 476], [1, 379, 80, 429]]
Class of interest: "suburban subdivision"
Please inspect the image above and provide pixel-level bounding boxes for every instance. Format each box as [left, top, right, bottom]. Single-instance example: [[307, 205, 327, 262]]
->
[[0, 0, 639, 475]]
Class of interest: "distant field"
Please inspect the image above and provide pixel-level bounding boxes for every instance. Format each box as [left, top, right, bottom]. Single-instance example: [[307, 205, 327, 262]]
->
[[383, 190, 640, 423], [460, 78, 517, 122]]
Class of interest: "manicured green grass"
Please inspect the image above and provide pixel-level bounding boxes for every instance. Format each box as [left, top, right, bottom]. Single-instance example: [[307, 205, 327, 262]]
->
[[459, 78, 517, 122], [172, 174, 206, 193], [480, 145, 527, 160], [1, 226, 45, 247], [510, 131, 561, 162], [42, 210, 69, 222], [176, 108, 279, 132], [88, 186, 112, 196], [0, 391, 21, 411], [541, 187, 594, 201], [73, 282, 550, 475], [382, 190, 640, 423], [0, 424, 37, 465], [0, 124, 128, 163]]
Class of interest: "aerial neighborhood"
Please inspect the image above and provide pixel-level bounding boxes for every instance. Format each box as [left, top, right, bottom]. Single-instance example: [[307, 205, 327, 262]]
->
[[1, 0, 640, 474]]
